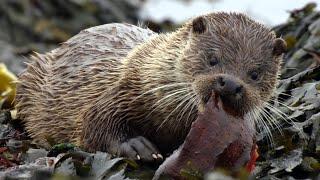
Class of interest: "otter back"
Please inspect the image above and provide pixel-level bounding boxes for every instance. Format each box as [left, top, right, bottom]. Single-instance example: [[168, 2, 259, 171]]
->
[[16, 23, 155, 147]]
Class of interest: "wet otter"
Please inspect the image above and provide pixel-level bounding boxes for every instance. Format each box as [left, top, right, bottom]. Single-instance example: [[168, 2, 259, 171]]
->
[[16, 12, 286, 161]]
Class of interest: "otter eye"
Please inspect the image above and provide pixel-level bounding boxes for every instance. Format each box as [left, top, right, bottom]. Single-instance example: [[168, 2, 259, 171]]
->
[[209, 58, 218, 66], [250, 71, 259, 81]]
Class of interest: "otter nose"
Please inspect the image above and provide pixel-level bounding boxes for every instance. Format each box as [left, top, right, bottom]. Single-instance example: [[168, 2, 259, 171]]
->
[[216, 76, 243, 97]]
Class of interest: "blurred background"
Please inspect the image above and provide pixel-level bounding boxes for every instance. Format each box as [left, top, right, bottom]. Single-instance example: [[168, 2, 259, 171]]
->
[[0, 0, 318, 75]]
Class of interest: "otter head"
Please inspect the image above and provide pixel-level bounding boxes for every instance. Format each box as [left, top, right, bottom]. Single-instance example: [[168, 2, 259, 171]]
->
[[179, 13, 286, 116]]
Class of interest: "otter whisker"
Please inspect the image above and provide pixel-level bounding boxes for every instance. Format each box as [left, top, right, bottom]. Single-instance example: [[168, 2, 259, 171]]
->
[[263, 106, 287, 127], [252, 107, 275, 147], [274, 97, 293, 105], [253, 109, 265, 133], [281, 67, 298, 70], [265, 101, 307, 142], [248, 109, 274, 146], [176, 94, 196, 121], [265, 102, 294, 123], [265, 102, 290, 119], [260, 107, 284, 136], [264, 102, 301, 134], [172, 94, 197, 134], [265, 111, 284, 134], [177, 94, 198, 133], [274, 91, 294, 97], [162, 91, 195, 122], [247, 109, 265, 141], [176, 93, 197, 128], [150, 89, 193, 119], [158, 91, 195, 131], [269, 99, 295, 111], [147, 88, 192, 119], [151, 88, 191, 109], [130, 83, 192, 104], [185, 95, 199, 128]]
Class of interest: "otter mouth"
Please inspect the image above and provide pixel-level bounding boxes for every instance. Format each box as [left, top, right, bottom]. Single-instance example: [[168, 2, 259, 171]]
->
[[194, 74, 251, 117], [200, 88, 247, 117], [216, 93, 246, 117], [203, 91, 246, 117]]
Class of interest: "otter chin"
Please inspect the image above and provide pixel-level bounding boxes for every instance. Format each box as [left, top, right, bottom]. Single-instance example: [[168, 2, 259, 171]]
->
[[16, 12, 286, 162]]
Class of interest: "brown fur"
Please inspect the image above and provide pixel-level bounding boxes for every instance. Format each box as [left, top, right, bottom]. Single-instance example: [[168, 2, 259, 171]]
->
[[16, 13, 285, 156]]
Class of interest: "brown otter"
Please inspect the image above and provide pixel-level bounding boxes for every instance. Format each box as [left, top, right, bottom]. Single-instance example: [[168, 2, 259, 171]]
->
[[16, 12, 286, 162]]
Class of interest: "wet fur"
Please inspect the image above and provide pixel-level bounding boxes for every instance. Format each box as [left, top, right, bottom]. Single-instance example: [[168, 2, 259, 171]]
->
[[16, 13, 284, 155]]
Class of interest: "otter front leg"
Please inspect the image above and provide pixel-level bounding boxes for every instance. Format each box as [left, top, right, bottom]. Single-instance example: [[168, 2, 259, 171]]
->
[[79, 90, 162, 162]]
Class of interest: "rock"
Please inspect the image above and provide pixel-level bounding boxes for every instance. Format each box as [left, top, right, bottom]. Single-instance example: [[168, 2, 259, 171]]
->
[[24, 148, 48, 164], [0, 41, 26, 75]]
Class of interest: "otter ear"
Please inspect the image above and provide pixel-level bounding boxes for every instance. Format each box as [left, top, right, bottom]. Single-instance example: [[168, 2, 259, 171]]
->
[[273, 38, 287, 56], [192, 16, 207, 34]]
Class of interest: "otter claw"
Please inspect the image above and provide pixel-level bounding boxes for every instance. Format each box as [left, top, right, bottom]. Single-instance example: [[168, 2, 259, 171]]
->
[[157, 154, 163, 159], [121, 136, 162, 162], [152, 154, 158, 159], [136, 155, 141, 160]]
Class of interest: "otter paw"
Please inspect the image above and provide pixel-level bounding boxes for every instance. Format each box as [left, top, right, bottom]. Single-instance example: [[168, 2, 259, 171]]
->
[[120, 136, 163, 162]]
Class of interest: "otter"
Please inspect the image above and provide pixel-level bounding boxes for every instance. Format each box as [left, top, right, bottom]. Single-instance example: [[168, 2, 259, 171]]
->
[[16, 12, 286, 162]]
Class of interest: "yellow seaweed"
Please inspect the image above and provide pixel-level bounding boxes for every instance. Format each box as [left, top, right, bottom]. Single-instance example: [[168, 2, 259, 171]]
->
[[0, 63, 17, 109]]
